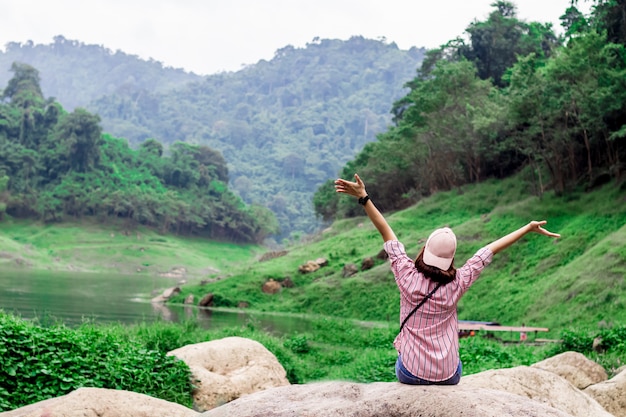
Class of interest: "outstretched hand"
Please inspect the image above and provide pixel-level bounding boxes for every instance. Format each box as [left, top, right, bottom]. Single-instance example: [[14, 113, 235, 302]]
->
[[528, 220, 561, 238], [334, 173, 367, 198]]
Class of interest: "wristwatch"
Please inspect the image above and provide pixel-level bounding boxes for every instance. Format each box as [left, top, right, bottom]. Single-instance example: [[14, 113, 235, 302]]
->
[[358, 195, 370, 206]]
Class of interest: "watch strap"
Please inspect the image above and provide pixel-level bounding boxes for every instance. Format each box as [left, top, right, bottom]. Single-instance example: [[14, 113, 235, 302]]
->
[[358, 195, 370, 206]]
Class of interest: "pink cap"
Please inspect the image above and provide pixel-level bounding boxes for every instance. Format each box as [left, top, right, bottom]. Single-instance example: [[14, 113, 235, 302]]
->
[[423, 227, 457, 270]]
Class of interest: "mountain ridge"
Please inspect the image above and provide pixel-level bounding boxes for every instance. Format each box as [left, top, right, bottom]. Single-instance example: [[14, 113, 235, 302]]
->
[[0, 35, 425, 239]]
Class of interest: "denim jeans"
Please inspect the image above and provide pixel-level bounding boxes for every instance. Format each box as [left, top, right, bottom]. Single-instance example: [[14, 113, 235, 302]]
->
[[395, 355, 462, 385]]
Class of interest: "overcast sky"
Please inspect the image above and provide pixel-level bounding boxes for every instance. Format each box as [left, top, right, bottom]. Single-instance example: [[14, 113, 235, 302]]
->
[[1, 0, 592, 75]]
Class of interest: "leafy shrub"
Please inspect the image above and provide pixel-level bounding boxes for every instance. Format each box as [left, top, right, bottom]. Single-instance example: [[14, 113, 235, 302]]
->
[[552, 329, 596, 354], [598, 325, 626, 352], [348, 349, 397, 382], [211, 293, 238, 308], [460, 337, 516, 374], [0, 313, 193, 411], [284, 334, 311, 354]]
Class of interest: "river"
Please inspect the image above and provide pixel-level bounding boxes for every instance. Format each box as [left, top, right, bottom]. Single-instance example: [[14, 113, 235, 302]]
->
[[0, 268, 313, 335]]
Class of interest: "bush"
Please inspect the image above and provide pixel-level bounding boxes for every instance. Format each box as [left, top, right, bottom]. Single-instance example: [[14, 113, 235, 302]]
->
[[598, 325, 626, 352], [0, 313, 193, 411], [284, 334, 311, 354]]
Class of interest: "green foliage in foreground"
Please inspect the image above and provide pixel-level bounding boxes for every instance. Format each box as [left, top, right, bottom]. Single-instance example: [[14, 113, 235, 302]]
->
[[3, 311, 626, 412], [0, 312, 193, 411]]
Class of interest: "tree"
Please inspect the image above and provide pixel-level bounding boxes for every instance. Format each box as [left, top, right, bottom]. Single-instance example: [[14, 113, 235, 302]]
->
[[543, 31, 626, 182], [460, 1, 560, 87], [560, 5, 589, 37], [0, 174, 8, 220], [139, 138, 163, 157], [505, 54, 556, 195], [2, 62, 44, 108], [591, 0, 626, 45], [50, 109, 102, 173]]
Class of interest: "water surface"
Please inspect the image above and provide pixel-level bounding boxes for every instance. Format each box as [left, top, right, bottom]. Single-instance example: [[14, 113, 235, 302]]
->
[[0, 268, 312, 335]]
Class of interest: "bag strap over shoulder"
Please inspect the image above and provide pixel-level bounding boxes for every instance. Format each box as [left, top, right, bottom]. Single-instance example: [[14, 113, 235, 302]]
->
[[399, 283, 442, 332]]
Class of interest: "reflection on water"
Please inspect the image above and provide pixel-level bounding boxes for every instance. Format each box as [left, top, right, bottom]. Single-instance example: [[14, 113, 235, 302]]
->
[[0, 268, 313, 335]]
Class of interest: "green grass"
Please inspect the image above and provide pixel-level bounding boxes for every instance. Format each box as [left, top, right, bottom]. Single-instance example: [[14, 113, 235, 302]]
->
[[0, 174, 625, 411], [169, 176, 626, 339], [0, 217, 262, 279]]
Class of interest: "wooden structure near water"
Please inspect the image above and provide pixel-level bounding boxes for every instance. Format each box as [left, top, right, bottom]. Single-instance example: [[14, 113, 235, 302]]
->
[[458, 320, 550, 341]]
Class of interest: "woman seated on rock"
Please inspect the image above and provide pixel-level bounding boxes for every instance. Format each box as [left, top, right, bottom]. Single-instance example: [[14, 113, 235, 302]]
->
[[334, 174, 560, 385]]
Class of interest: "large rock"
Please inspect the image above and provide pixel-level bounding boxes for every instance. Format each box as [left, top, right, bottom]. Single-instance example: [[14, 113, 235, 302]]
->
[[0, 387, 197, 417], [168, 336, 289, 412], [461, 365, 612, 417], [298, 260, 320, 273], [261, 279, 282, 294], [585, 367, 626, 417], [150, 286, 181, 303], [532, 351, 608, 389], [199, 381, 575, 417]]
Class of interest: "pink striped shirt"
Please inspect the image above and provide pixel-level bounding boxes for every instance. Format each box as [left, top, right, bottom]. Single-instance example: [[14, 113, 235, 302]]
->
[[384, 240, 493, 381]]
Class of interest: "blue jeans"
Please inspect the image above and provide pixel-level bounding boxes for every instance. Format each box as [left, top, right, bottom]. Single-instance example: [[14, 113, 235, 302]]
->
[[395, 355, 462, 385]]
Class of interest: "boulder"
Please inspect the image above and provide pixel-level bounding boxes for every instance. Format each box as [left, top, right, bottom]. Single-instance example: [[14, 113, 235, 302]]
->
[[532, 351, 608, 389], [342, 263, 358, 277], [168, 336, 289, 412], [198, 293, 214, 307], [315, 257, 328, 267], [376, 249, 389, 260], [1, 387, 197, 417], [593, 337, 605, 353], [298, 260, 320, 273], [361, 257, 375, 271], [199, 380, 575, 417], [461, 365, 612, 417], [584, 367, 626, 417], [261, 279, 282, 294], [298, 258, 328, 274], [280, 277, 294, 288], [151, 286, 181, 303]]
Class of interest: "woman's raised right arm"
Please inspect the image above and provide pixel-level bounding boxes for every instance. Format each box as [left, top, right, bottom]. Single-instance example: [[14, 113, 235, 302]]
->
[[334, 174, 397, 243]]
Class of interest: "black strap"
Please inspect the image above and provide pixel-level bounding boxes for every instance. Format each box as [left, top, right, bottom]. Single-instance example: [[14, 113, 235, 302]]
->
[[400, 283, 442, 332]]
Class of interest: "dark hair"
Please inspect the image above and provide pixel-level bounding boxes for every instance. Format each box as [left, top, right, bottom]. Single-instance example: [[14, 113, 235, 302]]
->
[[414, 247, 456, 284]]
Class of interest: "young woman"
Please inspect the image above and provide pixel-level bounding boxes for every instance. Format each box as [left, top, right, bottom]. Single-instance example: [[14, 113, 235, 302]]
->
[[334, 173, 561, 385]]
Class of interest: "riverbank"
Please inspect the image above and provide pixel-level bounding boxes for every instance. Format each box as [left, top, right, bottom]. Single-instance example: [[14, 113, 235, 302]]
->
[[0, 218, 261, 279]]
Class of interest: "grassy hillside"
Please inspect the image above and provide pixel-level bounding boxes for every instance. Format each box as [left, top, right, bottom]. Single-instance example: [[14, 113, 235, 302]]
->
[[1, 174, 624, 339], [169, 175, 626, 338], [1, 175, 625, 399], [0, 219, 261, 278]]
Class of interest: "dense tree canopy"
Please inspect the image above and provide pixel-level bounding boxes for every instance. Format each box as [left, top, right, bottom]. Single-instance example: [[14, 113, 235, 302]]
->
[[315, 0, 626, 220], [3, 1, 622, 239], [0, 35, 424, 239], [87, 36, 424, 237], [0, 66, 276, 243]]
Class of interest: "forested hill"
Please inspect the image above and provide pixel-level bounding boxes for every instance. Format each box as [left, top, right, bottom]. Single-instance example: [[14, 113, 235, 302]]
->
[[0, 36, 425, 240], [0, 35, 202, 111], [0, 62, 277, 243]]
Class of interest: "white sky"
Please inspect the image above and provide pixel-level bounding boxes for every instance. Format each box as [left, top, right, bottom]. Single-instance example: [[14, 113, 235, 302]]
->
[[0, 0, 592, 75]]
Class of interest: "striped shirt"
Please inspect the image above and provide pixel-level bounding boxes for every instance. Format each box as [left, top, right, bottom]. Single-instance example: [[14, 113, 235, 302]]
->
[[384, 240, 493, 381]]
